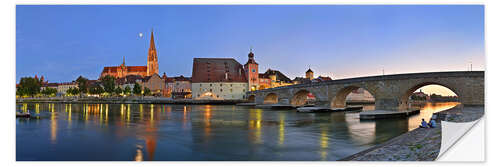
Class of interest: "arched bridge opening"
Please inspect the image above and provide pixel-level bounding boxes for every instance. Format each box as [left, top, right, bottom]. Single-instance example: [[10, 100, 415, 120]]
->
[[247, 95, 256, 103], [331, 86, 375, 109], [290, 90, 317, 107], [401, 83, 460, 110], [263, 93, 279, 104]]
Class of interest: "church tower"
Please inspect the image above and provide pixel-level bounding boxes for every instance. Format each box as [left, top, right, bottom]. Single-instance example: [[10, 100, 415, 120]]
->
[[147, 30, 159, 76], [244, 48, 259, 91], [306, 68, 314, 80]]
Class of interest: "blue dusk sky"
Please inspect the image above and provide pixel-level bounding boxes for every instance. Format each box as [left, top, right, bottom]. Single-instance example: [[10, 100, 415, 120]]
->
[[16, 5, 484, 84]]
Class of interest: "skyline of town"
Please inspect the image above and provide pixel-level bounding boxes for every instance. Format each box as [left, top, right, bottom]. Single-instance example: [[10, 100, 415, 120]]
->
[[16, 5, 483, 97]]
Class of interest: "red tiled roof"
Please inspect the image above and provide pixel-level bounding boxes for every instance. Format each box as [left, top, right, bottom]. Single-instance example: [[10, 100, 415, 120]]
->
[[192, 58, 247, 83], [102, 66, 147, 73], [261, 69, 293, 83], [165, 75, 191, 83], [127, 66, 147, 72], [102, 66, 118, 73], [116, 75, 144, 85]]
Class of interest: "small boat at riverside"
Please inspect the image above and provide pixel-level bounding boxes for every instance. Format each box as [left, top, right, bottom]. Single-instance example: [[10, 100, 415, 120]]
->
[[16, 112, 31, 118], [344, 106, 364, 112], [297, 107, 337, 113]]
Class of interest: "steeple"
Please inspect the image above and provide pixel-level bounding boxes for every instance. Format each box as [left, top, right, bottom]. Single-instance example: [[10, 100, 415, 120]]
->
[[122, 56, 125, 66], [149, 29, 156, 51], [245, 47, 257, 65], [147, 29, 159, 76]]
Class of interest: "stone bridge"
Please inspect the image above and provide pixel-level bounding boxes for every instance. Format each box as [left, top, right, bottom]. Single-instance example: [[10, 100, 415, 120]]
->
[[246, 71, 484, 111]]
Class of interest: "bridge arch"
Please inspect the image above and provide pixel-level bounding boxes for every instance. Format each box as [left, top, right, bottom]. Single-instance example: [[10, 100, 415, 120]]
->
[[399, 82, 460, 110], [330, 85, 375, 109], [247, 94, 256, 103], [263, 93, 279, 104], [290, 89, 317, 107]]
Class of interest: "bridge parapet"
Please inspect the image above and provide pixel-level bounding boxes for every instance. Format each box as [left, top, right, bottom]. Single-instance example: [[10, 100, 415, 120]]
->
[[246, 71, 484, 111]]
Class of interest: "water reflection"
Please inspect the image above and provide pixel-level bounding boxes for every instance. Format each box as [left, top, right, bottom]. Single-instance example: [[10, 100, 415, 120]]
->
[[16, 102, 459, 161], [407, 102, 459, 130]]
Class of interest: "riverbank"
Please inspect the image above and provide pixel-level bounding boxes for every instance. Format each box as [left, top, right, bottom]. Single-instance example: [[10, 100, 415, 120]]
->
[[16, 97, 247, 105], [341, 104, 484, 161]]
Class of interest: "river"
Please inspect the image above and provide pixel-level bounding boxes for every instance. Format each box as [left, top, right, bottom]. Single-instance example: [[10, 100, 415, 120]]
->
[[16, 102, 458, 161]]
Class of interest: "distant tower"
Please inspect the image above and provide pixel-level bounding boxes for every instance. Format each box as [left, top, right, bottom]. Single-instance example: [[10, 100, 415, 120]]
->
[[147, 29, 159, 76], [118, 56, 127, 78], [244, 48, 259, 91], [306, 68, 314, 80]]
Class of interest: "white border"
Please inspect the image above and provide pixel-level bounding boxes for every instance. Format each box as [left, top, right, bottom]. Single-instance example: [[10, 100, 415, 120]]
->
[[3, 0, 497, 167]]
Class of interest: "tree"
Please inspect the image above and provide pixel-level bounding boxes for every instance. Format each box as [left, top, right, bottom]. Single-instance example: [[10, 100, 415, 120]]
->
[[115, 87, 123, 96], [18, 77, 41, 97], [133, 82, 142, 95], [124, 86, 131, 95], [89, 84, 104, 95], [76, 76, 89, 94], [66, 87, 79, 96], [101, 75, 116, 94], [143, 87, 151, 96]]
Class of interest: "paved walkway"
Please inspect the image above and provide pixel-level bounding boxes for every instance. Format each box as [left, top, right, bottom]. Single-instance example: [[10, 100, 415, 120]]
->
[[342, 105, 484, 161]]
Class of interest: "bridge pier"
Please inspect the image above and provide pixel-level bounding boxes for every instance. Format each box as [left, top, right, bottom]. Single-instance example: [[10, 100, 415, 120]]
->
[[375, 98, 402, 111]]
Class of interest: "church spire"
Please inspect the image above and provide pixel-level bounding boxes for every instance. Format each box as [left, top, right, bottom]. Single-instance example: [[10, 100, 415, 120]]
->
[[147, 28, 159, 76], [149, 29, 156, 51], [122, 56, 125, 65]]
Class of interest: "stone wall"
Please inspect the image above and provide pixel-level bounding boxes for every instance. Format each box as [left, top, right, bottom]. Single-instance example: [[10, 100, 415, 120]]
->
[[248, 71, 484, 110]]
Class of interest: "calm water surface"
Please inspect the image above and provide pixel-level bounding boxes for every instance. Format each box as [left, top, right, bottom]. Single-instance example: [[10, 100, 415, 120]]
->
[[16, 102, 458, 161]]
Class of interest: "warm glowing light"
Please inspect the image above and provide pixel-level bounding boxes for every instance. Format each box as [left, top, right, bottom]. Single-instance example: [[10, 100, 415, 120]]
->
[[35, 104, 39, 114], [414, 85, 457, 96], [319, 127, 329, 160], [105, 104, 109, 123], [279, 114, 285, 146], [50, 111, 57, 144], [127, 104, 131, 123], [150, 104, 154, 122]]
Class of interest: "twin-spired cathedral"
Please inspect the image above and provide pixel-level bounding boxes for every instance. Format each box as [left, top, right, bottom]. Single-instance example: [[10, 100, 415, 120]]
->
[[100, 30, 159, 79]]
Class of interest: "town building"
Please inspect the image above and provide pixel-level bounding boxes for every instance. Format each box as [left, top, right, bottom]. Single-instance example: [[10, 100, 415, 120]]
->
[[306, 68, 314, 80], [243, 50, 293, 91], [292, 68, 332, 84], [57, 82, 78, 95], [116, 75, 144, 89], [41, 83, 58, 90], [100, 30, 159, 79], [165, 74, 192, 99], [191, 58, 248, 100], [410, 89, 430, 101], [138, 73, 165, 96], [257, 69, 293, 89]]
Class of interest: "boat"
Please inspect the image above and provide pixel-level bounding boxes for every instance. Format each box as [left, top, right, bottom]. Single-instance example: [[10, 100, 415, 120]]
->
[[297, 107, 334, 113], [16, 112, 31, 118], [344, 106, 364, 112]]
